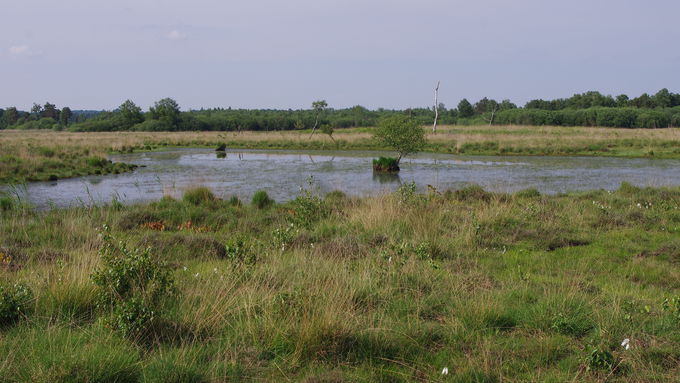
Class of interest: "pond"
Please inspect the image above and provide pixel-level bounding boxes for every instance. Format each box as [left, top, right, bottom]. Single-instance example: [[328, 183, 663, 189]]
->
[[8, 148, 680, 209]]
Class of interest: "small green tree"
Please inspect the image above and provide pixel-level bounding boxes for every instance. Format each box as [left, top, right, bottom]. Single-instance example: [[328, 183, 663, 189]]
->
[[2, 107, 18, 127], [42, 102, 58, 120], [457, 98, 474, 118], [117, 100, 144, 128], [59, 107, 72, 126], [149, 98, 180, 129], [373, 116, 426, 164], [309, 100, 328, 138]]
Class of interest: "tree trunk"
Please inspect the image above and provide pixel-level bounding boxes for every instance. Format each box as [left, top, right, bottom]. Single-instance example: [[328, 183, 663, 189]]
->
[[309, 115, 319, 138], [432, 81, 440, 133]]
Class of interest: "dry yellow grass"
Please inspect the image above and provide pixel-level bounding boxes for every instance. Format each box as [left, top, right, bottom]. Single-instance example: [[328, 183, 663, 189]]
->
[[2, 124, 680, 154]]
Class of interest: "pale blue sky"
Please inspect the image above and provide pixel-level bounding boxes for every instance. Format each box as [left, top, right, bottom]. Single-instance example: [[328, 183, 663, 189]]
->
[[2, 0, 679, 110]]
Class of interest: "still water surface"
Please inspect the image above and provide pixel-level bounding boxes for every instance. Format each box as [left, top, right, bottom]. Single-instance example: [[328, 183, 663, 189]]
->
[[11, 148, 680, 209]]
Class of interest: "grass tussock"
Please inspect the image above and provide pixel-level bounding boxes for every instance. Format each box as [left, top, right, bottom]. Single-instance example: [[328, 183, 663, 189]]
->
[[0, 184, 679, 381]]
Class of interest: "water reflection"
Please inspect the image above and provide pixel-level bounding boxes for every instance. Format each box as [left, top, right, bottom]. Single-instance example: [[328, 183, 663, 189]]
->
[[372, 172, 402, 184]]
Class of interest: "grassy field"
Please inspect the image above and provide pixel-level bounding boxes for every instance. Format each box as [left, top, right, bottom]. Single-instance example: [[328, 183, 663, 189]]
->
[[2, 125, 680, 183], [1, 183, 679, 382]]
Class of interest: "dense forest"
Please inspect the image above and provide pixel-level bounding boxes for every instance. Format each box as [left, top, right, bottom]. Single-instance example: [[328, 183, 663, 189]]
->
[[2, 89, 680, 131]]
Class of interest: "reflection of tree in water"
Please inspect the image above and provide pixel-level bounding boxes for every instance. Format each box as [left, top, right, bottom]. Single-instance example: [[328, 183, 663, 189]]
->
[[216, 152, 226, 159], [372, 172, 401, 184], [306, 155, 336, 165]]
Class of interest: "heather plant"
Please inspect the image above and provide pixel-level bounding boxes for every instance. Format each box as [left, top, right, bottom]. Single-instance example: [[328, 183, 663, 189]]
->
[[91, 225, 175, 337], [288, 176, 329, 229]]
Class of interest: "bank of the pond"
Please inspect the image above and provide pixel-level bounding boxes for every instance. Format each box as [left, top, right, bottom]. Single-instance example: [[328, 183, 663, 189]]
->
[[8, 148, 680, 210]]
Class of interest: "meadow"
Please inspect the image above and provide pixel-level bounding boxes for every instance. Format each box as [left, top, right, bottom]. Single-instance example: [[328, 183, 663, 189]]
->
[[1, 182, 679, 382], [2, 125, 680, 183]]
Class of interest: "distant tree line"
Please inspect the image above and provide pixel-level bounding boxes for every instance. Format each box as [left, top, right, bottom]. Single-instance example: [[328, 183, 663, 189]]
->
[[1, 89, 679, 131], [0, 102, 96, 130]]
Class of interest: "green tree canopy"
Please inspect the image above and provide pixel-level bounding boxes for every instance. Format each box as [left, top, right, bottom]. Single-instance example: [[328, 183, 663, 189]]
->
[[117, 100, 144, 128], [457, 99, 474, 118], [373, 115, 427, 164], [42, 102, 58, 120], [59, 107, 72, 126], [149, 98, 180, 128]]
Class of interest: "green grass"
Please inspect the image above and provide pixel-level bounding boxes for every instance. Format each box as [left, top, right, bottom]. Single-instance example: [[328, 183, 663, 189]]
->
[[0, 184, 679, 381]]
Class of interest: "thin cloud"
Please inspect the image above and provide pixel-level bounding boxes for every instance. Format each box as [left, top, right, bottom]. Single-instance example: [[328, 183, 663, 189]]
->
[[9, 45, 42, 58], [166, 30, 186, 40]]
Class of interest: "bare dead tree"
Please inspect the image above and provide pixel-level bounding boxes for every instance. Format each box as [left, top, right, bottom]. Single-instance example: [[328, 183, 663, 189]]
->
[[483, 104, 499, 126], [432, 81, 440, 132]]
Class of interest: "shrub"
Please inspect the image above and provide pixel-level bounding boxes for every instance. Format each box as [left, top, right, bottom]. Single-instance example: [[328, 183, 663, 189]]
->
[[396, 181, 418, 205], [215, 143, 227, 151], [0, 283, 33, 327], [288, 182, 329, 229], [224, 235, 256, 264], [183, 186, 216, 205], [372, 157, 399, 172], [252, 190, 274, 209], [91, 225, 175, 338]]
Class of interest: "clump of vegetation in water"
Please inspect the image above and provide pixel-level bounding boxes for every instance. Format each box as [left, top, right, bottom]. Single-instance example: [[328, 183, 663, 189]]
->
[[372, 115, 426, 172], [251, 190, 274, 209], [372, 156, 400, 172], [215, 143, 226, 152]]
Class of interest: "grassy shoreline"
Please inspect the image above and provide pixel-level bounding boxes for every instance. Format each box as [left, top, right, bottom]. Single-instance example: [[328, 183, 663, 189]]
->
[[2, 126, 680, 184], [1, 184, 679, 381]]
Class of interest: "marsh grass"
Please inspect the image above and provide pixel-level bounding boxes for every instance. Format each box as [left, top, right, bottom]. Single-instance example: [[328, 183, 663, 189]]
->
[[0, 184, 679, 381]]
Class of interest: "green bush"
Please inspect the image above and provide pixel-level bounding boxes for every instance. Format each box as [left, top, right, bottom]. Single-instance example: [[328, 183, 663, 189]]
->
[[288, 182, 329, 228], [91, 225, 175, 338], [252, 190, 274, 209], [224, 235, 256, 264], [183, 186, 216, 205], [0, 283, 33, 327]]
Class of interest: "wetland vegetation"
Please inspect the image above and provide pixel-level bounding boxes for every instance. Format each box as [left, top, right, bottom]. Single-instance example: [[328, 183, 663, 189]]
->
[[1, 182, 679, 381]]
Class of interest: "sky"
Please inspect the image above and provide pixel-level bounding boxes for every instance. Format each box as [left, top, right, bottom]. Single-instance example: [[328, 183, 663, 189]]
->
[[2, 0, 679, 111]]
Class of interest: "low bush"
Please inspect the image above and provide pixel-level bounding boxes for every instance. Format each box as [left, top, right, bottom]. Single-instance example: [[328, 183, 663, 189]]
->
[[91, 225, 175, 338]]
